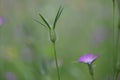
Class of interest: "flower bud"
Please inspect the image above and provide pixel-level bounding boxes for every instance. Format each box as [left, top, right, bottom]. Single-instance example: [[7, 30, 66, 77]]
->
[[50, 29, 56, 43]]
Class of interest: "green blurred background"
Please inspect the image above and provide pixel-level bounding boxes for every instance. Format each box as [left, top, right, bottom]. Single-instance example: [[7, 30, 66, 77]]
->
[[0, 0, 118, 80]]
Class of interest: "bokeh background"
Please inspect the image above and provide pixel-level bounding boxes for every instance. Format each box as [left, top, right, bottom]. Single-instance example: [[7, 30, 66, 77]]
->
[[0, 0, 119, 80]]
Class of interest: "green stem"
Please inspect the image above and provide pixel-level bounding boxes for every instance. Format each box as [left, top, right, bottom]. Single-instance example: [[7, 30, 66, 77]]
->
[[0, 67, 5, 80], [52, 42, 61, 80], [113, 0, 120, 79], [113, 70, 119, 80], [112, 0, 115, 71], [114, 20, 120, 80], [88, 64, 94, 80], [116, 29, 120, 62], [114, 28, 120, 80], [112, 0, 115, 54]]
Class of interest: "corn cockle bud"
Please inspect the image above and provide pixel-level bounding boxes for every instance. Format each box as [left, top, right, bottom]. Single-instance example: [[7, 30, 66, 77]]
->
[[50, 29, 56, 43]]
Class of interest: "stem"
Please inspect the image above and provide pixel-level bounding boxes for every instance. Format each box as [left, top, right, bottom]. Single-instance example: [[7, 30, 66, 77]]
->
[[114, 19, 120, 80], [0, 68, 5, 80], [112, 0, 115, 36], [114, 28, 120, 80], [52, 42, 61, 80], [112, 0, 115, 54], [88, 64, 94, 80], [113, 0, 120, 80], [112, 0, 115, 72], [113, 70, 119, 80], [116, 29, 120, 63], [112, 0, 117, 78], [113, 29, 119, 80]]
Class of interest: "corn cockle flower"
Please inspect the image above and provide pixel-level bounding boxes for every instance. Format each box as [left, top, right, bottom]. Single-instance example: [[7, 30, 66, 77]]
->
[[78, 53, 99, 80], [78, 53, 98, 64]]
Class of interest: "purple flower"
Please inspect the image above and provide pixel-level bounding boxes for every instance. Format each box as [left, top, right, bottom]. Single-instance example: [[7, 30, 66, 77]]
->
[[78, 53, 98, 64], [0, 16, 4, 26]]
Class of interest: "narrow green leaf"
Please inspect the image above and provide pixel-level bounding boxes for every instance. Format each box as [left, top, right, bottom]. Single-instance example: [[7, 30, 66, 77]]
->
[[39, 14, 51, 30], [53, 6, 64, 29], [33, 18, 47, 27]]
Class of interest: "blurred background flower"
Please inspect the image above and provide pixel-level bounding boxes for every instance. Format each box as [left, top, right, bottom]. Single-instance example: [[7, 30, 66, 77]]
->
[[0, 16, 4, 26], [5, 72, 17, 80]]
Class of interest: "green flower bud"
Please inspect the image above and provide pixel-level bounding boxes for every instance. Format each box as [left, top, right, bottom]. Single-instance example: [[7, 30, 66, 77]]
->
[[50, 29, 56, 43]]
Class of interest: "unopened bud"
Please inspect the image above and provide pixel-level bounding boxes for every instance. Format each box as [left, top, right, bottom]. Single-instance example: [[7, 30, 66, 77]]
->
[[50, 29, 56, 43]]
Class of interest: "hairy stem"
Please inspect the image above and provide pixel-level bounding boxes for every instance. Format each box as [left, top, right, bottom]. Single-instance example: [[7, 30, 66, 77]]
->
[[113, 0, 120, 79], [88, 64, 94, 80], [116, 29, 120, 63], [52, 42, 60, 80], [112, 0, 115, 52], [0, 67, 5, 80], [113, 27, 120, 79], [114, 70, 119, 80], [112, 0, 115, 72], [114, 21, 120, 80]]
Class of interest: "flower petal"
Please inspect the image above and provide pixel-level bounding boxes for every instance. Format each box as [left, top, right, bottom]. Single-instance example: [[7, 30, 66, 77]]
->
[[78, 53, 98, 64]]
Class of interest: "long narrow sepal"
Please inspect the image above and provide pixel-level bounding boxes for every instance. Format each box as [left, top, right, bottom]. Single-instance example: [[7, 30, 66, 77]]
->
[[33, 18, 47, 28], [39, 14, 51, 30], [53, 6, 64, 29]]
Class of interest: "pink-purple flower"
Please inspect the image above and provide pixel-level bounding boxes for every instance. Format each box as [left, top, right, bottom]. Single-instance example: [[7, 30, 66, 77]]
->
[[78, 53, 99, 64], [0, 16, 4, 26]]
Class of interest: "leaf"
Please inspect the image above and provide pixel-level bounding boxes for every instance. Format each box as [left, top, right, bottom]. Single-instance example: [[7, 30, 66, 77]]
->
[[33, 18, 47, 28], [39, 14, 51, 30], [53, 6, 64, 29]]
